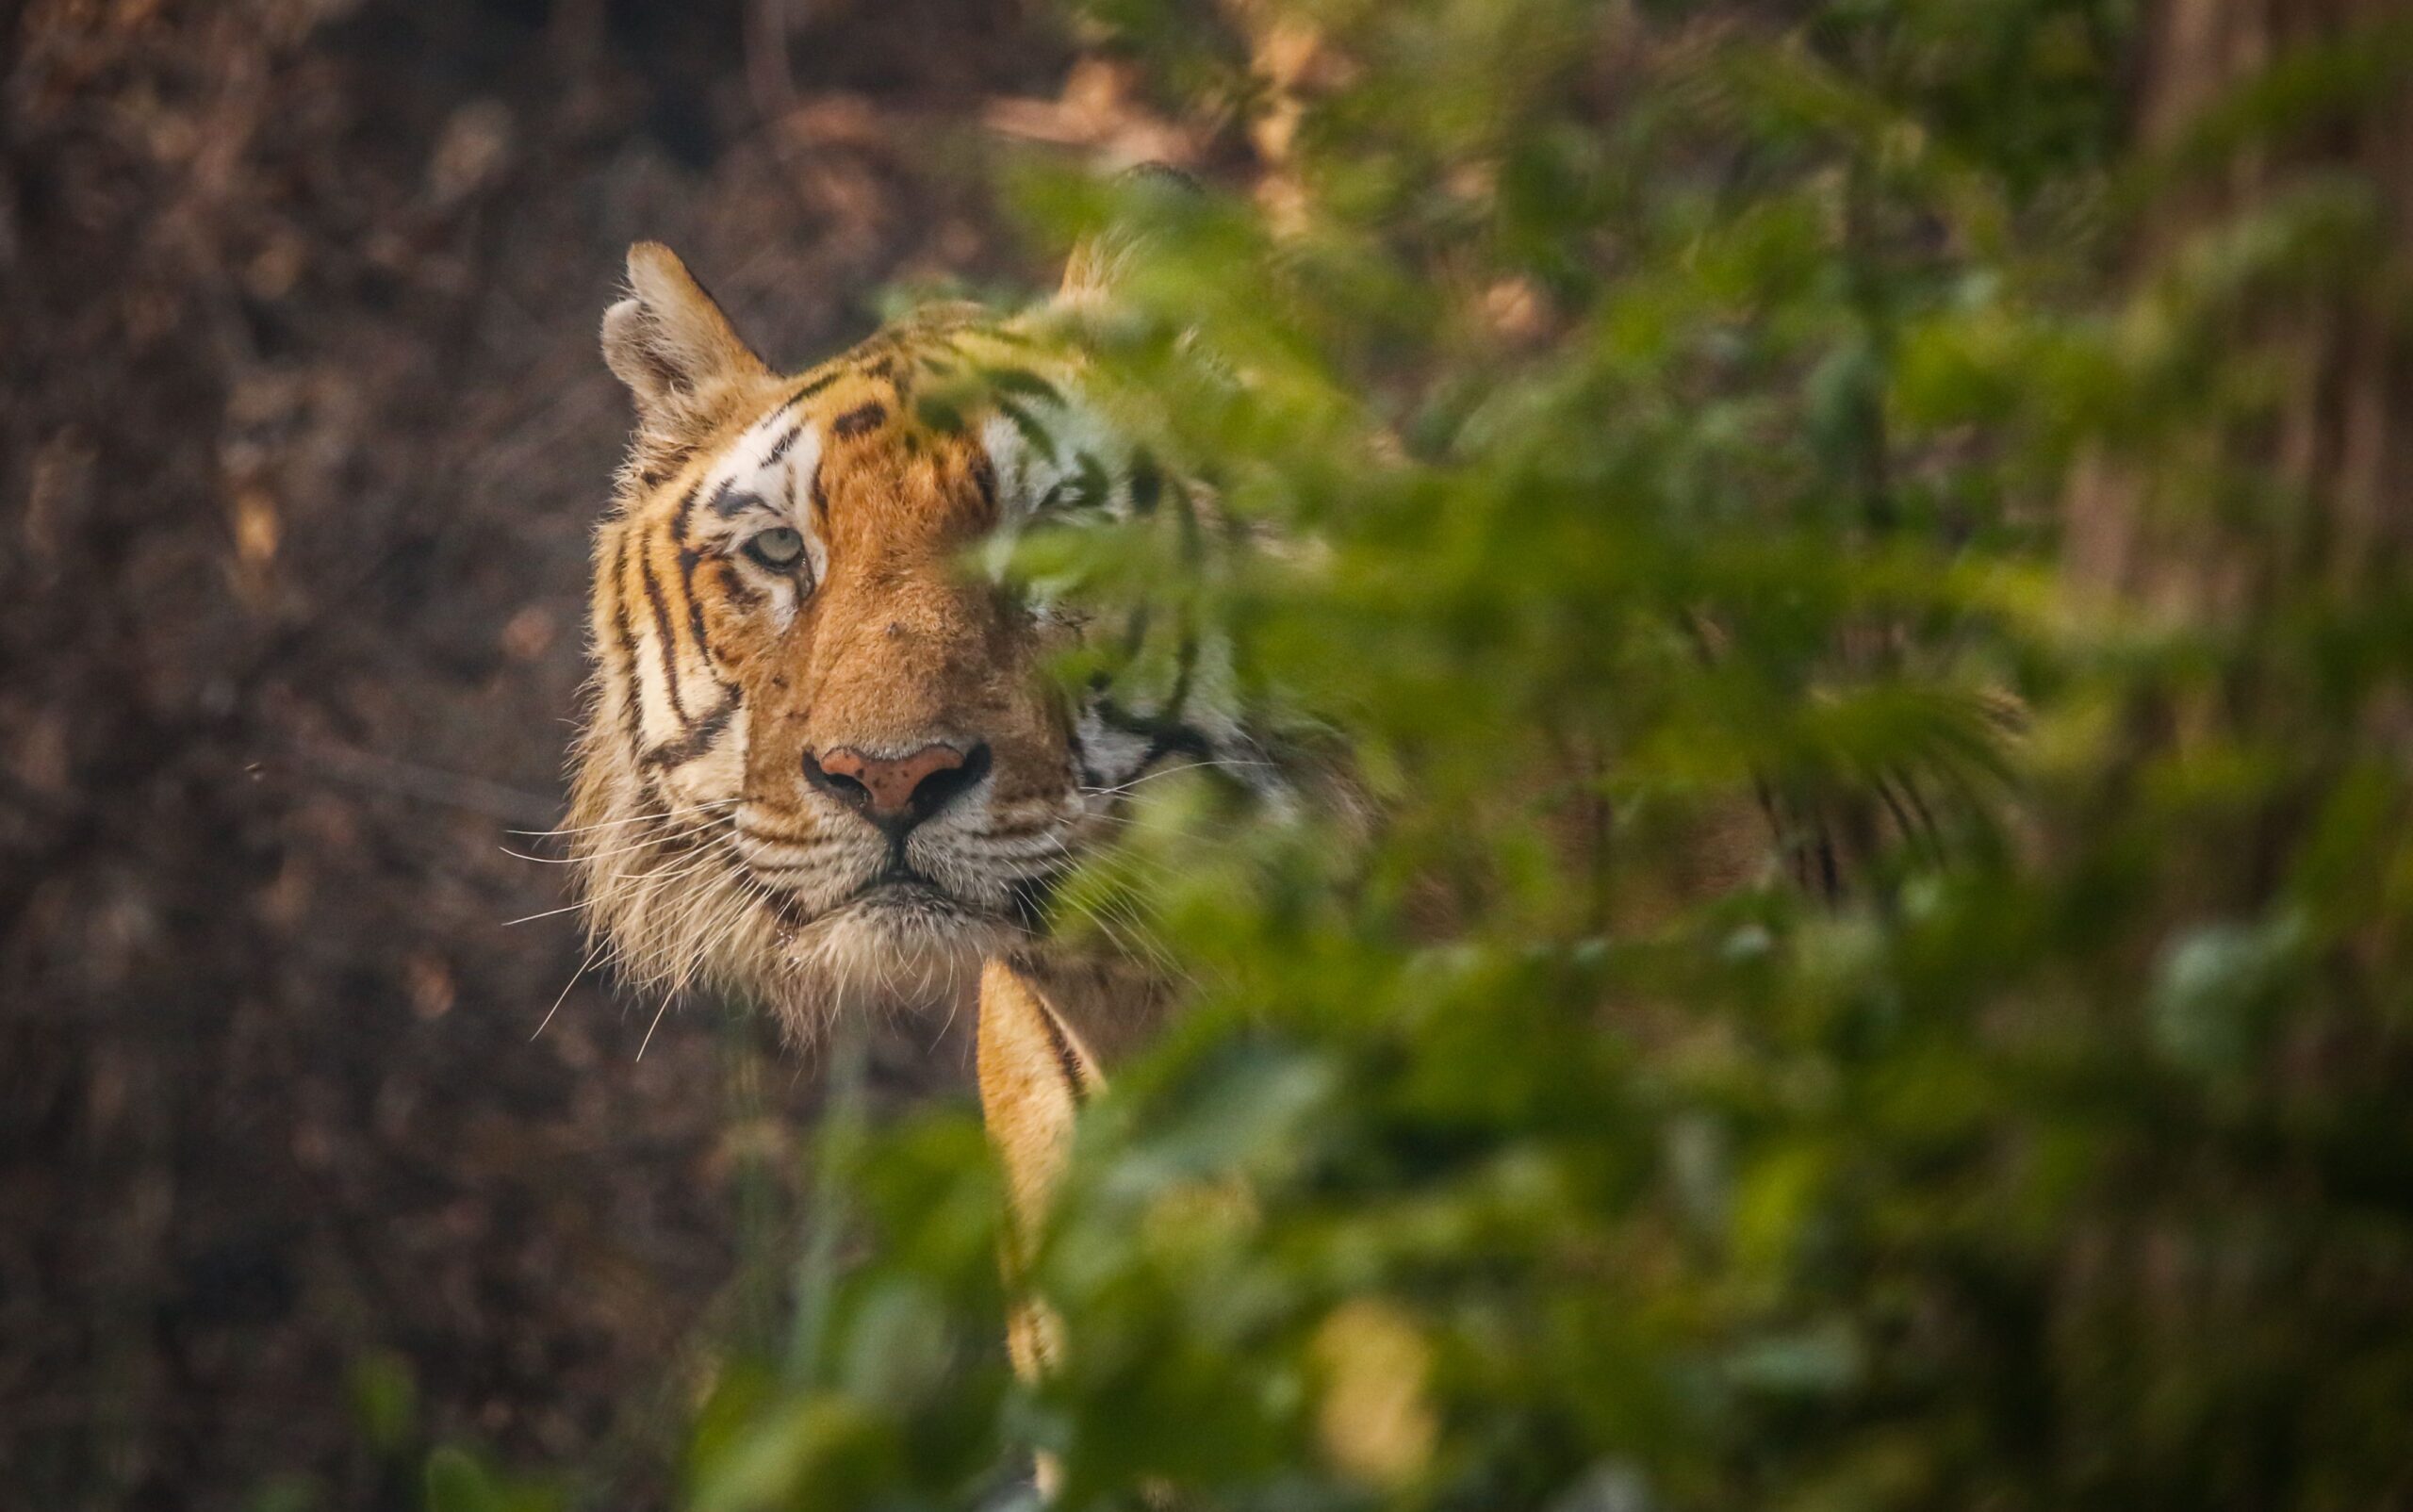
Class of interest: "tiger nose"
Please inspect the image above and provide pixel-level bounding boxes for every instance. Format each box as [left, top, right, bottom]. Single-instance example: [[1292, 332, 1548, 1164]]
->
[[802, 741, 991, 831]]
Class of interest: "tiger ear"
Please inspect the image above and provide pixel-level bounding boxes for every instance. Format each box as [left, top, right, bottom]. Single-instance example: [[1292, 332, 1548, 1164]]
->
[[1057, 162, 1203, 304], [601, 242, 770, 465]]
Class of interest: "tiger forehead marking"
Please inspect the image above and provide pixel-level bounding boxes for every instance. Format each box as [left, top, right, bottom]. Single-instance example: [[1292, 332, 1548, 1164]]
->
[[569, 242, 1268, 1038]]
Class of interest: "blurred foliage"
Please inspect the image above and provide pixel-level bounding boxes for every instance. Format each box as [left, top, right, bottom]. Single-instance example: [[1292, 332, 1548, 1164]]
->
[[619, 1, 2413, 1508]]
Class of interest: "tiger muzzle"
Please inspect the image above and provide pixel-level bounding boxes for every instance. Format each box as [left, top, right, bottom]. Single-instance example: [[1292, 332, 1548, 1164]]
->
[[801, 740, 992, 839]]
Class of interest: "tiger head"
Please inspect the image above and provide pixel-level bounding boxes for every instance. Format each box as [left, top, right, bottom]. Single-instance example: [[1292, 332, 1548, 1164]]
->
[[568, 238, 1264, 1037]]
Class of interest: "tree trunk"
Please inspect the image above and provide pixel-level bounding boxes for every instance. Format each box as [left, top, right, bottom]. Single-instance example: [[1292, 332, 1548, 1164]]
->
[[2067, 0, 2413, 615]]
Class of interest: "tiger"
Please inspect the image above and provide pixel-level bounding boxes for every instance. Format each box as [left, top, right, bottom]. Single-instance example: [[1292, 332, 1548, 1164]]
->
[[569, 199, 2006, 1503], [567, 210, 1285, 1062], [569, 215, 1280, 1496]]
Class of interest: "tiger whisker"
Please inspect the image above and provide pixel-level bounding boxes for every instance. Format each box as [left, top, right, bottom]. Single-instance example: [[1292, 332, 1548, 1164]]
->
[[533, 936, 607, 1042], [501, 898, 590, 929], [517, 817, 734, 866], [657, 848, 770, 1007], [598, 846, 726, 892], [633, 994, 675, 1061], [1061, 886, 1182, 983], [1076, 756, 1277, 801], [508, 797, 747, 840]]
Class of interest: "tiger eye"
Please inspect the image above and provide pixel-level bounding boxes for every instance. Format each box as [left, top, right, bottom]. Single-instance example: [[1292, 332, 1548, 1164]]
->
[[743, 526, 805, 571]]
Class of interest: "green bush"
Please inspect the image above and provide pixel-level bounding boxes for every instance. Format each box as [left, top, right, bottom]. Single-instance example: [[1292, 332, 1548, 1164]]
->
[[659, 3, 2413, 1508]]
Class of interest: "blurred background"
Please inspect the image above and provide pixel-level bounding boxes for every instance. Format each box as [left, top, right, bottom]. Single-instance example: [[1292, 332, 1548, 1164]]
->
[[0, 2, 1146, 1505], [9, 2, 2413, 1510]]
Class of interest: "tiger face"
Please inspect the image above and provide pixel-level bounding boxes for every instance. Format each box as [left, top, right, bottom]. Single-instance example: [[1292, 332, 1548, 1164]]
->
[[569, 242, 1261, 1037]]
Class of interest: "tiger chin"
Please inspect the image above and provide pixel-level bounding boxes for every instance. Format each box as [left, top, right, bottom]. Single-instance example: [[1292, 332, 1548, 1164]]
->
[[566, 228, 1255, 1048]]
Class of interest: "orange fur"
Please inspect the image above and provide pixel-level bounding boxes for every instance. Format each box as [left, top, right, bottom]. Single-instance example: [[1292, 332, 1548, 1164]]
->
[[571, 238, 1264, 1045]]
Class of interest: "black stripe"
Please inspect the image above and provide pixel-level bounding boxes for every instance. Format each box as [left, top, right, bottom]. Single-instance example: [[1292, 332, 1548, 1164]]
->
[[1097, 608, 1206, 772], [672, 480, 707, 537], [985, 366, 1061, 404], [763, 421, 805, 466], [637, 530, 692, 723], [669, 484, 724, 682], [609, 530, 646, 755], [715, 559, 763, 610], [969, 453, 999, 525], [995, 398, 1059, 464], [1162, 626, 1200, 723], [643, 692, 739, 767], [1091, 692, 1217, 771], [790, 370, 842, 404], [1031, 994, 1093, 1105], [676, 547, 714, 662], [832, 401, 886, 438], [1128, 449, 1162, 515], [1070, 451, 1109, 512]]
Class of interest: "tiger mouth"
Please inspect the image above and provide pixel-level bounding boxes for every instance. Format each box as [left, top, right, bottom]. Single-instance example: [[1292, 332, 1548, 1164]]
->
[[753, 865, 1010, 932], [843, 869, 1067, 932], [845, 871, 954, 907], [756, 876, 958, 921], [728, 808, 1080, 941]]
